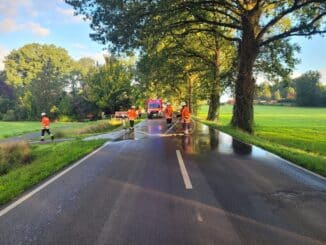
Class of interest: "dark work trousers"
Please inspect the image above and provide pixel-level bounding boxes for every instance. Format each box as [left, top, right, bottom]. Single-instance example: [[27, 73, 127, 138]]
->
[[183, 122, 190, 130], [130, 120, 135, 128], [41, 128, 52, 136]]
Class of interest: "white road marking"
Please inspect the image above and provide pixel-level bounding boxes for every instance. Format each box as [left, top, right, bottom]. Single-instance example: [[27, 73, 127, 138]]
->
[[0, 142, 110, 218], [176, 150, 193, 189]]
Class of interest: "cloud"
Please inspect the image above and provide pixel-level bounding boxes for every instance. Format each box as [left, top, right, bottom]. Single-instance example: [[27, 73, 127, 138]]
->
[[56, 7, 85, 23], [75, 50, 110, 65], [27, 22, 50, 36], [0, 0, 50, 36], [72, 43, 86, 50], [0, 45, 10, 71], [0, 18, 50, 36], [290, 71, 302, 79], [320, 68, 326, 84], [0, 0, 32, 18], [0, 18, 21, 33]]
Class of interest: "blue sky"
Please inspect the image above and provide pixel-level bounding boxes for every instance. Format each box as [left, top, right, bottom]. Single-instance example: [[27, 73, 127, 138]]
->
[[0, 0, 325, 83]]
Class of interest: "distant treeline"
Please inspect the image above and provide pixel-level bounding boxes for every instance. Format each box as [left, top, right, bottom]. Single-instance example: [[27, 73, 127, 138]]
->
[[0, 43, 140, 121], [255, 71, 326, 106]]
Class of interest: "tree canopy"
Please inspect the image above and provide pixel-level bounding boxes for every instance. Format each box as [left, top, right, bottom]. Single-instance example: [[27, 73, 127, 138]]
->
[[66, 0, 326, 132]]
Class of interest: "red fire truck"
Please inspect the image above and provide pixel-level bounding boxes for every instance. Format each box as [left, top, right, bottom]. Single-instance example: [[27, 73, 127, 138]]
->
[[146, 99, 163, 119]]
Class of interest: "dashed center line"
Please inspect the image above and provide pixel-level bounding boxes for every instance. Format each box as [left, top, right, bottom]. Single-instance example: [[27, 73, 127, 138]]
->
[[176, 150, 193, 189]]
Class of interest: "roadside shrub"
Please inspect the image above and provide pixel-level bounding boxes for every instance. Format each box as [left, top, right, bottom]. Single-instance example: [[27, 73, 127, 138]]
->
[[2, 110, 16, 121], [0, 141, 32, 175], [75, 120, 122, 135], [54, 130, 67, 138], [58, 115, 74, 122]]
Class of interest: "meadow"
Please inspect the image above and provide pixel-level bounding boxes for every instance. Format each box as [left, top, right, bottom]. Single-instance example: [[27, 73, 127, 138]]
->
[[198, 105, 326, 176], [0, 119, 124, 205], [0, 140, 106, 205], [0, 119, 123, 139]]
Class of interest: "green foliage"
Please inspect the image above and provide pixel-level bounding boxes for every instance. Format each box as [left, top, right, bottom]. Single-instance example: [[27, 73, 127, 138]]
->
[[66, 0, 326, 132], [198, 105, 326, 175], [85, 55, 133, 113], [0, 140, 105, 205], [0, 121, 101, 139], [274, 90, 281, 101], [2, 110, 16, 121], [4, 44, 75, 119], [0, 141, 31, 175], [5, 43, 73, 87], [294, 71, 322, 106], [2, 44, 102, 121], [255, 82, 272, 101]]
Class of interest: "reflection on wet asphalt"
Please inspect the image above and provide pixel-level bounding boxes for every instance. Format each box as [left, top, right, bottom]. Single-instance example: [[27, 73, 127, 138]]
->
[[1, 118, 325, 245], [118, 119, 325, 189]]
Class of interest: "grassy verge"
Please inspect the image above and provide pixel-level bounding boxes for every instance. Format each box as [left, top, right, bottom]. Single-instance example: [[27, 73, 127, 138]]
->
[[201, 121, 326, 176], [0, 139, 106, 205], [0, 141, 32, 175], [0, 121, 106, 139], [198, 105, 326, 177], [54, 119, 122, 139]]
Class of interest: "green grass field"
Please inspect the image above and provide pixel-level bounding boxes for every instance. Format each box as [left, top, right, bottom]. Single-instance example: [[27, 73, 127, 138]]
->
[[0, 120, 116, 139], [0, 140, 106, 205], [0, 119, 125, 205], [198, 105, 326, 176]]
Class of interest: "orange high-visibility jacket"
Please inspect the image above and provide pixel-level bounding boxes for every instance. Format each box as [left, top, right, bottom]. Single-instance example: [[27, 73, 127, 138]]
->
[[128, 109, 137, 120], [41, 117, 50, 128], [181, 106, 191, 123], [165, 105, 173, 119]]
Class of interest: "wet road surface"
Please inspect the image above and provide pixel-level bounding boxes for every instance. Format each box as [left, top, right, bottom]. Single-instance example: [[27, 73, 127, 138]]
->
[[0, 119, 325, 245]]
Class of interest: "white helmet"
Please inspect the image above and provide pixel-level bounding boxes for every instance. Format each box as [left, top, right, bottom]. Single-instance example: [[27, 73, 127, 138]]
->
[[180, 102, 186, 106], [131, 105, 136, 109], [41, 112, 46, 116], [166, 102, 171, 106]]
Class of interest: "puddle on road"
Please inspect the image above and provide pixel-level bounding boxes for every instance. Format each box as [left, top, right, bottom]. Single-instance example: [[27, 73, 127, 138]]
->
[[114, 120, 168, 141], [178, 123, 254, 157], [112, 120, 325, 189], [116, 120, 255, 158]]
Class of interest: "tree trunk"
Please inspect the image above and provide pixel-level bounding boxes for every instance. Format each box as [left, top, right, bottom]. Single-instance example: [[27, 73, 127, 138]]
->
[[231, 13, 260, 133], [187, 73, 193, 113], [207, 44, 221, 121], [207, 85, 220, 121]]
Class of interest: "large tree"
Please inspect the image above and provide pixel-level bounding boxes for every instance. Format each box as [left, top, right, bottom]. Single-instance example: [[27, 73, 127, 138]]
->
[[66, 0, 326, 132], [4, 43, 75, 119], [85, 55, 133, 113], [294, 71, 321, 106], [137, 31, 236, 119]]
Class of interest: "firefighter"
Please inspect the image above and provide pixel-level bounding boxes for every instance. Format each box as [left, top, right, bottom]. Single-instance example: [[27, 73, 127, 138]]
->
[[180, 102, 191, 134], [40, 112, 54, 141], [164, 102, 173, 127], [128, 105, 137, 130]]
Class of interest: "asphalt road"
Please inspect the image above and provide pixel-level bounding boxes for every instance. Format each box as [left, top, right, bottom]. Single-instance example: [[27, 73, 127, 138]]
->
[[0, 119, 325, 245]]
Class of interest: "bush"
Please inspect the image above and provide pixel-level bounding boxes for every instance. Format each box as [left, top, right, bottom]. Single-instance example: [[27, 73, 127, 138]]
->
[[58, 115, 74, 122], [54, 130, 67, 138], [2, 110, 16, 121], [0, 141, 32, 175], [74, 120, 122, 135]]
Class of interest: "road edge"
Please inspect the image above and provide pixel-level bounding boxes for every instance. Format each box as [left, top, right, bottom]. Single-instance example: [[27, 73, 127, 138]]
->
[[198, 120, 326, 182]]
